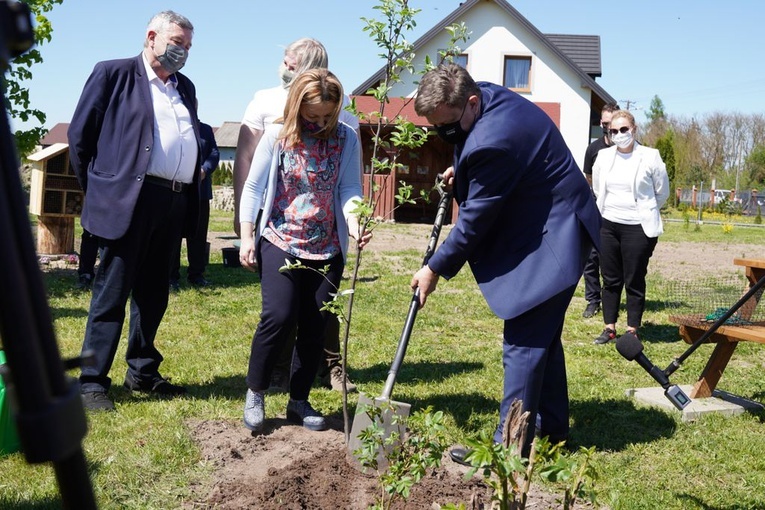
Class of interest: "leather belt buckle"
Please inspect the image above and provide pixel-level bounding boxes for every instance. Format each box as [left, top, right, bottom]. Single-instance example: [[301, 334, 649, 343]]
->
[[171, 180, 184, 193]]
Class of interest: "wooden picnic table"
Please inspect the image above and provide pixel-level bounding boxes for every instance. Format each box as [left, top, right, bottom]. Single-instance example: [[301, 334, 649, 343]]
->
[[669, 258, 765, 398]]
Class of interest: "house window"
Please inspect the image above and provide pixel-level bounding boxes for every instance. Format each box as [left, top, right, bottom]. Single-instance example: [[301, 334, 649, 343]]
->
[[452, 54, 468, 68], [503, 56, 531, 92], [439, 50, 467, 68]]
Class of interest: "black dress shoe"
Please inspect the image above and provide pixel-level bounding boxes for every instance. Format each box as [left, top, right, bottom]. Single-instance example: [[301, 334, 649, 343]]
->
[[124, 372, 187, 396], [582, 301, 601, 318], [82, 391, 115, 411], [188, 276, 210, 287], [535, 427, 569, 447], [449, 447, 473, 466]]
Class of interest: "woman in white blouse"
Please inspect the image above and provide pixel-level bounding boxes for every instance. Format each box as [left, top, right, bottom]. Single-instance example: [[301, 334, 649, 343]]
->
[[591, 110, 669, 345]]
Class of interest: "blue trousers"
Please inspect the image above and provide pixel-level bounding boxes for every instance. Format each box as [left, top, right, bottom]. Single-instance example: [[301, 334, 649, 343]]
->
[[495, 283, 577, 456]]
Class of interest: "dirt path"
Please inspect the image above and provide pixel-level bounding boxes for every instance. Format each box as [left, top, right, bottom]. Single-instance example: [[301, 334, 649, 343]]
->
[[209, 224, 761, 280]]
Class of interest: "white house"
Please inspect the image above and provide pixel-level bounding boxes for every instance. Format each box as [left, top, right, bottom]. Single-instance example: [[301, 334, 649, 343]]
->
[[212, 121, 239, 166], [352, 0, 616, 170]]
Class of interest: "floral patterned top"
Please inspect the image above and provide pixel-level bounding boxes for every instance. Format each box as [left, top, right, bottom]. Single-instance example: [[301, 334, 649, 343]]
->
[[262, 131, 344, 260]]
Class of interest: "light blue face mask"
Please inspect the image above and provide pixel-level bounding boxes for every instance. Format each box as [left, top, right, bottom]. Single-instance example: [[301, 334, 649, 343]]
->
[[155, 34, 188, 74]]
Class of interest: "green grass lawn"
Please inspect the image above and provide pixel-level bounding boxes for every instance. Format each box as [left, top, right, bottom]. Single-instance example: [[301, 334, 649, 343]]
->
[[1, 210, 764, 509]]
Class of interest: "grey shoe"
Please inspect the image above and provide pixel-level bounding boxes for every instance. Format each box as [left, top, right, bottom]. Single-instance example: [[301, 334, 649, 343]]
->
[[243, 389, 265, 432], [321, 365, 357, 393], [286, 399, 327, 431]]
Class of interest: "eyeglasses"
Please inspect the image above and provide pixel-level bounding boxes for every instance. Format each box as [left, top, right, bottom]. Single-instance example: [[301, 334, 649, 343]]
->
[[608, 126, 631, 135], [600, 122, 610, 129]]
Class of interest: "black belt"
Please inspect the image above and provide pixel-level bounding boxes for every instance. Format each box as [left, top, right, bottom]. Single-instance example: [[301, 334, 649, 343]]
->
[[144, 175, 191, 193]]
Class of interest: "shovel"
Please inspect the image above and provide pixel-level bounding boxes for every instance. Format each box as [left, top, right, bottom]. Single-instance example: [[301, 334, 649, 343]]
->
[[348, 178, 453, 470]]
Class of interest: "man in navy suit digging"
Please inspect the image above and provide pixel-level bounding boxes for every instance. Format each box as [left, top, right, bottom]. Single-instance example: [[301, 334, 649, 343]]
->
[[410, 64, 601, 460]]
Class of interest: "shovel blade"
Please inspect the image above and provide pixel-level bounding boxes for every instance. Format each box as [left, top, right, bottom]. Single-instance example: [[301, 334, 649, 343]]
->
[[347, 393, 411, 473]]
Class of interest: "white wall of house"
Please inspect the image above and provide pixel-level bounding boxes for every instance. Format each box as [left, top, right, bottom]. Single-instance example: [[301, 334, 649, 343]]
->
[[389, 2, 593, 169]]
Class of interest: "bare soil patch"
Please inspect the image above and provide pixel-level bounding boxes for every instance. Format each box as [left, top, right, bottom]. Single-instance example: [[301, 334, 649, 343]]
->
[[185, 416, 588, 509]]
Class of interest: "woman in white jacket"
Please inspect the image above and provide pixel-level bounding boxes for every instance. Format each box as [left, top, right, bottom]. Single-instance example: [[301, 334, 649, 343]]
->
[[591, 110, 669, 345]]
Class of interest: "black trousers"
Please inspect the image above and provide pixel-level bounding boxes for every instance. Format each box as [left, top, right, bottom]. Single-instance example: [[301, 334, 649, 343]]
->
[[246, 239, 344, 400], [77, 228, 100, 277], [171, 199, 210, 281], [79, 183, 187, 393], [599, 219, 658, 329], [273, 308, 342, 377], [582, 246, 601, 304]]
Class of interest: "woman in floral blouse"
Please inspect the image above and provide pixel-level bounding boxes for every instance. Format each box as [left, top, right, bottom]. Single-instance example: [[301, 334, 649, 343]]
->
[[239, 69, 370, 432]]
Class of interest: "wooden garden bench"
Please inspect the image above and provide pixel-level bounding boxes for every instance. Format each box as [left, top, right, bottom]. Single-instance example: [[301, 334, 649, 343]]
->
[[669, 258, 765, 398]]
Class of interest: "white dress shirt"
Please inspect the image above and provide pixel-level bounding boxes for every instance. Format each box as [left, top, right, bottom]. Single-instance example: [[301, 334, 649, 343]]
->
[[142, 54, 197, 183]]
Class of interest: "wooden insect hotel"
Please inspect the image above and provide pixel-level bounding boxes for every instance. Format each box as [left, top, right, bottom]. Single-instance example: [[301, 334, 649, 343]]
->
[[27, 143, 83, 254]]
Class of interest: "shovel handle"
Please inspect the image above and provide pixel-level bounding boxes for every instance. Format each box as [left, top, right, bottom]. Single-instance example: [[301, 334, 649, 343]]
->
[[381, 180, 453, 399]]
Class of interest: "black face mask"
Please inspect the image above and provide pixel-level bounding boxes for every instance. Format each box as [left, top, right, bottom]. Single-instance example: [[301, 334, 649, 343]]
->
[[436, 121, 470, 145], [435, 101, 471, 145]]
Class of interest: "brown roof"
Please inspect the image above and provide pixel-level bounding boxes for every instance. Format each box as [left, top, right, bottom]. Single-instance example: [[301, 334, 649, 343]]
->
[[352, 96, 561, 128], [40, 123, 69, 146]]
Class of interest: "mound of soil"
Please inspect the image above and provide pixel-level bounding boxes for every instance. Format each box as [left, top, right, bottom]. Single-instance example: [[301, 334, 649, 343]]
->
[[186, 417, 577, 509]]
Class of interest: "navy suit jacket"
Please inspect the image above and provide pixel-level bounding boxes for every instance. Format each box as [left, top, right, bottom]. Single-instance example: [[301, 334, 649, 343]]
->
[[427, 83, 601, 320], [199, 122, 220, 201], [68, 54, 202, 240]]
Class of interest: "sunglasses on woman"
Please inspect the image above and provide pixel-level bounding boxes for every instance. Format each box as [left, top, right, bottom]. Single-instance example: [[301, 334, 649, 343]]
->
[[608, 126, 631, 135]]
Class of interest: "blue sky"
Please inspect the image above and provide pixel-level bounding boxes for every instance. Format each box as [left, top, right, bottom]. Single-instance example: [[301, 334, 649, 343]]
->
[[14, 0, 765, 131]]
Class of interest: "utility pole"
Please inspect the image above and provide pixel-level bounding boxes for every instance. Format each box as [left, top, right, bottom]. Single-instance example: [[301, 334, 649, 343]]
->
[[620, 99, 638, 110]]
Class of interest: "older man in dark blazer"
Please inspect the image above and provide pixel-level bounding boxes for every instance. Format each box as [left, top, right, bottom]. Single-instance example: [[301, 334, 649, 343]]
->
[[411, 64, 601, 460], [68, 10, 201, 411]]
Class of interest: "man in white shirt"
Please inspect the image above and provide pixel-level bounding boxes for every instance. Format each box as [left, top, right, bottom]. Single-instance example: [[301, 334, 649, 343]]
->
[[68, 11, 201, 411]]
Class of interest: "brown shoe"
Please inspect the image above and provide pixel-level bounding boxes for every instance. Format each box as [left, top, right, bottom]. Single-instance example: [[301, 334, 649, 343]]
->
[[322, 365, 357, 393]]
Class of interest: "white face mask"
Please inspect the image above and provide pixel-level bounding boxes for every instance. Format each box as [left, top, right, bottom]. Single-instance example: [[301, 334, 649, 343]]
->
[[611, 130, 634, 149]]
